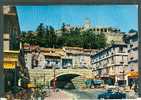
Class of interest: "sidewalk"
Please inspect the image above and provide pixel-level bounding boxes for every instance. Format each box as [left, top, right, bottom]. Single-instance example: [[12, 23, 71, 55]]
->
[[44, 89, 74, 100], [126, 90, 138, 99]]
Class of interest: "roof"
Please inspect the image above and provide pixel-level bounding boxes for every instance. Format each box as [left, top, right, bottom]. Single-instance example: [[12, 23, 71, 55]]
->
[[64, 46, 97, 52], [44, 53, 61, 57]]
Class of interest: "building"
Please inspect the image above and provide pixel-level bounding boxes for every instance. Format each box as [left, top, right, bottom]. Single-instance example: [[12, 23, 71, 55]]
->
[[91, 43, 128, 85], [3, 6, 20, 50], [126, 32, 138, 73], [24, 45, 97, 69], [2, 6, 30, 92], [56, 19, 124, 46], [40, 47, 65, 69], [63, 47, 96, 69], [4, 50, 19, 91], [125, 32, 138, 85]]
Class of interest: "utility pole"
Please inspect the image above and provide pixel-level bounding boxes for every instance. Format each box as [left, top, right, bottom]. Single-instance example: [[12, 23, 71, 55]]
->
[[0, 6, 5, 97], [53, 65, 56, 92]]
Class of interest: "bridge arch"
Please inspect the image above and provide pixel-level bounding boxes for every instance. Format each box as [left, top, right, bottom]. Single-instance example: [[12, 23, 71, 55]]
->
[[28, 69, 92, 88], [50, 73, 83, 89], [48, 71, 86, 82]]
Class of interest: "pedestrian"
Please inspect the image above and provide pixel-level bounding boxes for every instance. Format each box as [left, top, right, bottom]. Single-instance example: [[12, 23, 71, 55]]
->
[[134, 85, 138, 92]]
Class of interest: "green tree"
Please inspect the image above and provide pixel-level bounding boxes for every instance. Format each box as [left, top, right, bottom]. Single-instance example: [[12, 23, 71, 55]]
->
[[81, 30, 96, 49], [129, 29, 138, 33], [122, 34, 129, 44], [95, 33, 107, 48], [46, 26, 57, 48], [36, 23, 46, 46]]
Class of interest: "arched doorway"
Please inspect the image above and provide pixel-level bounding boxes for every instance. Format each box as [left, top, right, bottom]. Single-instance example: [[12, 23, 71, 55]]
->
[[50, 74, 80, 89]]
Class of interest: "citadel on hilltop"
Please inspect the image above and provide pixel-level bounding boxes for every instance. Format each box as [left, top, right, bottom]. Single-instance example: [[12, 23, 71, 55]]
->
[[56, 18, 124, 45]]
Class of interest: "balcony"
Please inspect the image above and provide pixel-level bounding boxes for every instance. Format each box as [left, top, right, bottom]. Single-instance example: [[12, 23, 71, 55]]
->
[[4, 33, 9, 40]]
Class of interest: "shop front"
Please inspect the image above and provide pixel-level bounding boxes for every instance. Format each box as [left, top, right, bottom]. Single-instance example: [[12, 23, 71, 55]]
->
[[116, 74, 126, 86], [127, 70, 138, 88]]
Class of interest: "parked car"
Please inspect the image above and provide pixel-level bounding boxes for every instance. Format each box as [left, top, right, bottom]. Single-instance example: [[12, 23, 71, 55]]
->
[[97, 88, 126, 99], [93, 80, 104, 88]]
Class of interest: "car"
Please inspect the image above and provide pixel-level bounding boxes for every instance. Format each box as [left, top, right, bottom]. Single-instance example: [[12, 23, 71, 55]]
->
[[93, 80, 104, 85], [93, 80, 104, 88], [97, 88, 126, 99]]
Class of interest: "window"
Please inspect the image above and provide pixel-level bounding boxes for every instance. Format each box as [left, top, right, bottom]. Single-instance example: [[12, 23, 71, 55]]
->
[[130, 44, 133, 48], [107, 59, 109, 63], [104, 29, 107, 32], [119, 46, 124, 53], [111, 57, 114, 64], [113, 47, 115, 51]]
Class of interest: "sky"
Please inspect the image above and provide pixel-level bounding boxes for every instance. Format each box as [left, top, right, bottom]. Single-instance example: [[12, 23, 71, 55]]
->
[[16, 5, 138, 32]]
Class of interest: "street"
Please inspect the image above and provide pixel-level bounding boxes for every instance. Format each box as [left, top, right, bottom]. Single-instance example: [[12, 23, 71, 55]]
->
[[66, 88, 106, 99], [65, 88, 138, 99]]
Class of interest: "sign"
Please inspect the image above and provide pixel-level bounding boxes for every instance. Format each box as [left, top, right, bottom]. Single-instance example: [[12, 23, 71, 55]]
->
[[4, 51, 19, 69], [4, 61, 16, 69], [128, 71, 138, 78]]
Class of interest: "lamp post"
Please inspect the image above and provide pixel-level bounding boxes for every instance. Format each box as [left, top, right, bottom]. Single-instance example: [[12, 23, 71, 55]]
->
[[53, 63, 56, 92]]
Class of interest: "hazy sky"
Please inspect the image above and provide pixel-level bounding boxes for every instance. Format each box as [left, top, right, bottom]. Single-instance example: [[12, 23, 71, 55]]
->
[[16, 5, 138, 32]]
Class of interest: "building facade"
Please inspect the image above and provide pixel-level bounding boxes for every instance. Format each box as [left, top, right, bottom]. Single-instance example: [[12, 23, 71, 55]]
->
[[91, 43, 128, 85], [63, 47, 96, 69], [24, 45, 96, 69], [3, 6, 20, 50], [126, 32, 138, 72], [125, 32, 139, 86]]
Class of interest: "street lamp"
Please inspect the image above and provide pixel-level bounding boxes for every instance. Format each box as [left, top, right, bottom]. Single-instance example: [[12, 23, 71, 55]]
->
[[53, 63, 56, 92]]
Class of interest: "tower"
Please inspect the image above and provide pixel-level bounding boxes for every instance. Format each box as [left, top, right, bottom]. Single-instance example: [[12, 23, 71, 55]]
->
[[83, 18, 92, 30]]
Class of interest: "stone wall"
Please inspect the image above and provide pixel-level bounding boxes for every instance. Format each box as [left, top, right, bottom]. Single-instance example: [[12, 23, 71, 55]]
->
[[28, 69, 92, 86]]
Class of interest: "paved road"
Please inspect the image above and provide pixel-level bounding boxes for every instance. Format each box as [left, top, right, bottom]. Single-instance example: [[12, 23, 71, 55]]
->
[[66, 88, 106, 99], [44, 89, 73, 100], [66, 88, 138, 99]]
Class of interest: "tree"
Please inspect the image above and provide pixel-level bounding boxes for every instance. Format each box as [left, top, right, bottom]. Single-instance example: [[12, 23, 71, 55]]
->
[[122, 34, 129, 44], [95, 33, 107, 48], [61, 23, 66, 33], [81, 29, 99, 49], [21, 23, 107, 49], [36, 23, 46, 46], [129, 29, 138, 33], [46, 26, 57, 48]]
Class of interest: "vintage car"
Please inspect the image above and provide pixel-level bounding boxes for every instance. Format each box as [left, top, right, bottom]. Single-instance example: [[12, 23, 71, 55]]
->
[[97, 88, 126, 99]]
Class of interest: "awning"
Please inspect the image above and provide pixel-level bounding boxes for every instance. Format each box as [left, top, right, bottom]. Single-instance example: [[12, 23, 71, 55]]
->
[[128, 71, 138, 78], [27, 83, 36, 88]]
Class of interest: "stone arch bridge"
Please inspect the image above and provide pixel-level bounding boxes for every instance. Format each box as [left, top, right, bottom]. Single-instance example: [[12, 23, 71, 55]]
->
[[28, 69, 93, 88]]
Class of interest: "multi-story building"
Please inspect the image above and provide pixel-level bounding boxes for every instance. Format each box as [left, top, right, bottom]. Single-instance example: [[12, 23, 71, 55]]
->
[[125, 32, 138, 84], [2, 6, 30, 92], [41, 47, 65, 69], [91, 43, 128, 85], [24, 45, 97, 69], [3, 6, 20, 50], [63, 47, 96, 69], [126, 32, 138, 72]]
